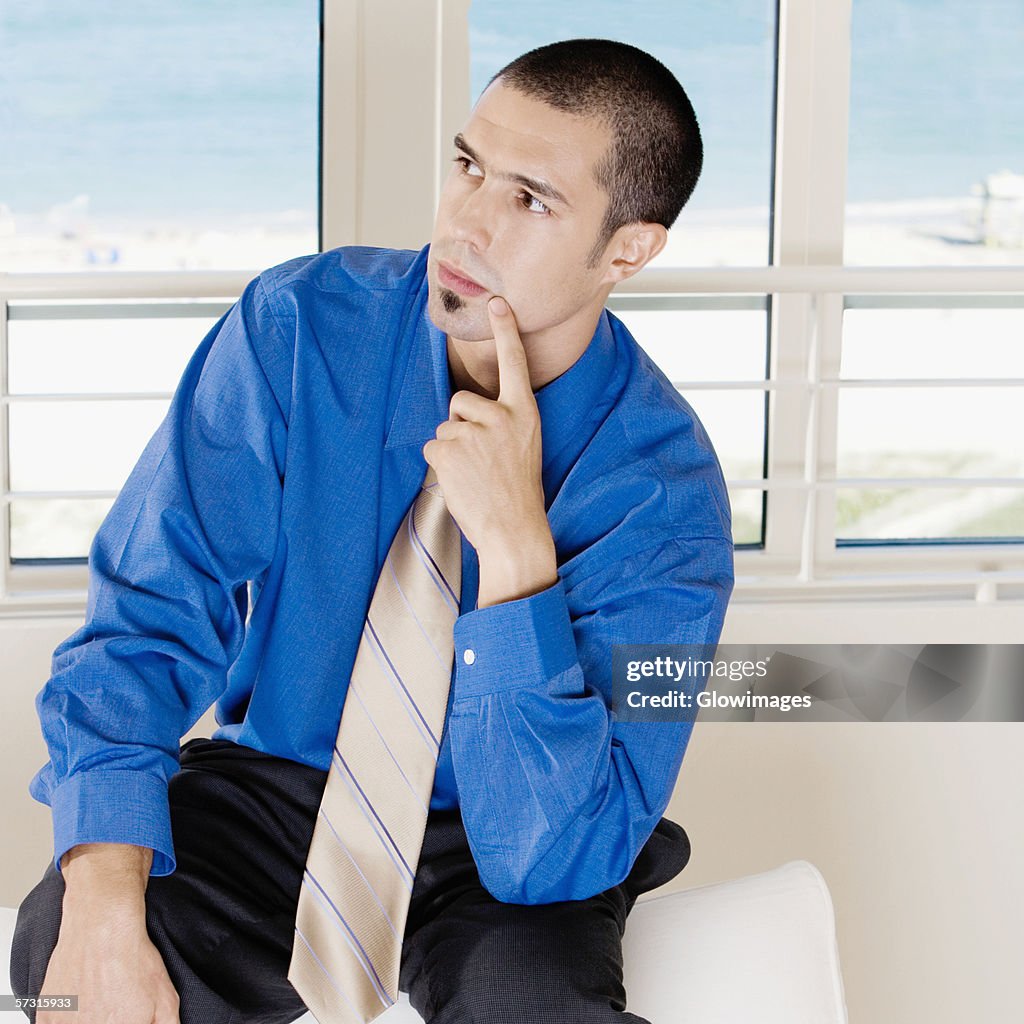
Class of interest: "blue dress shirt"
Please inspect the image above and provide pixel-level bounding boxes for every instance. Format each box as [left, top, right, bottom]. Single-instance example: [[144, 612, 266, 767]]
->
[[29, 244, 734, 904]]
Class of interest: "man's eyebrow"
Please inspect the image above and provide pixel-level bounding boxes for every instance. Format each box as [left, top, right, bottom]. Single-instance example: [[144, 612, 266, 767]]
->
[[453, 133, 572, 209]]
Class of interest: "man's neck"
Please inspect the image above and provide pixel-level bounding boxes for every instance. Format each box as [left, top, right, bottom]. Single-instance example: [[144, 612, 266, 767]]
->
[[445, 307, 603, 400]]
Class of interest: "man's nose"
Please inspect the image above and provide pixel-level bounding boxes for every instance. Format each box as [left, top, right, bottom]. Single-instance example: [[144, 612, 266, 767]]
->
[[448, 186, 494, 251]]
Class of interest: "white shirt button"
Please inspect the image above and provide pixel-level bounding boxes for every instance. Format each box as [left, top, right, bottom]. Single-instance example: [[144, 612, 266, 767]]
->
[[463, 649, 476, 665]]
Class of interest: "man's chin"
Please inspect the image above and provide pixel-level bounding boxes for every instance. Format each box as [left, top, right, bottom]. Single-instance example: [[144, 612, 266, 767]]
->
[[427, 290, 492, 341]]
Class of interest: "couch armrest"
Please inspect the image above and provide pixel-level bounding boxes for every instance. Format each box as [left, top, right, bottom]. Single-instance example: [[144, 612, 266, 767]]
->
[[624, 859, 849, 1023]]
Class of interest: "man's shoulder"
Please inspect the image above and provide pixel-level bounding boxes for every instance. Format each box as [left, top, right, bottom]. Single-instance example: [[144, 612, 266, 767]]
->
[[255, 244, 429, 306], [596, 312, 733, 541], [614, 328, 717, 468]]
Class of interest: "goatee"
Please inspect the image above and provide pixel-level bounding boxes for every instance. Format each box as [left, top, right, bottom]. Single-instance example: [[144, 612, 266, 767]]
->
[[440, 288, 464, 314]]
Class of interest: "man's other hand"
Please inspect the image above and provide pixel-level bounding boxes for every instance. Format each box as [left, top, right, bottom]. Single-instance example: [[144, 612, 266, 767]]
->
[[37, 907, 180, 1023], [36, 843, 180, 1023]]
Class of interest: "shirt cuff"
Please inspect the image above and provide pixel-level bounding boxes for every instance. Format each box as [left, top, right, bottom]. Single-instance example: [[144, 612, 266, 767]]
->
[[453, 575, 580, 699], [49, 769, 176, 877]]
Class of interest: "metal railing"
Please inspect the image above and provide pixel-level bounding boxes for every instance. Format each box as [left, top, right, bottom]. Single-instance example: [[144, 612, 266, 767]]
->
[[2, 263, 1023, 610]]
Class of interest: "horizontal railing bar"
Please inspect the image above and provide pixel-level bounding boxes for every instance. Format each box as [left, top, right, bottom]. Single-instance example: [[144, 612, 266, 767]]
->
[[844, 293, 1024, 310], [819, 378, 1024, 388], [2, 572, 1020, 610], [3, 265, 1023, 301], [671, 378, 1024, 391], [1, 379, 1018, 401], [8, 293, 1022, 318], [726, 477, 1023, 489], [7, 302, 233, 321], [0, 271, 252, 300], [0, 598, 93, 617], [672, 381, 782, 390], [2, 392, 173, 403], [617, 266, 1024, 295], [2, 381, 1019, 404], [824, 476, 1024, 488], [607, 295, 768, 312], [735, 572, 1024, 588], [5, 477, 1022, 502], [4, 490, 119, 500]]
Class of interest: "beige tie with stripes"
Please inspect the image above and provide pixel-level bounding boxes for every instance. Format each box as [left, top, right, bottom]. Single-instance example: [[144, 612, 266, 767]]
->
[[287, 464, 461, 1023]]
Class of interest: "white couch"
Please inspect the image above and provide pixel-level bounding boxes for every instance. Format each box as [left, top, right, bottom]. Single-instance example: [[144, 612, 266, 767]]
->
[[2, 859, 848, 1022]]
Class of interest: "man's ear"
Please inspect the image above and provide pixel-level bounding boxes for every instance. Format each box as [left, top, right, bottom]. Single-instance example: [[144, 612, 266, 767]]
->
[[603, 222, 669, 285]]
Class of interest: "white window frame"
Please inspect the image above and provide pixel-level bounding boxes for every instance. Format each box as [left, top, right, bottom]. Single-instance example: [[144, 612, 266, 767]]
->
[[1, 0, 1022, 617]]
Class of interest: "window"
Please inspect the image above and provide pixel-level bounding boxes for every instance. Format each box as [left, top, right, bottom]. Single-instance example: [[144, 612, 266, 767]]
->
[[836, 302, 1024, 543], [1, 1, 319, 594], [3, 0, 1022, 608], [838, 0, 1024, 548], [0, 2, 320, 272], [846, 0, 1024, 266], [6, 301, 229, 560]]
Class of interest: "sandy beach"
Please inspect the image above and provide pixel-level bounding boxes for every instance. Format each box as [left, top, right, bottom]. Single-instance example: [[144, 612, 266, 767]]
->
[[0, 206, 319, 274]]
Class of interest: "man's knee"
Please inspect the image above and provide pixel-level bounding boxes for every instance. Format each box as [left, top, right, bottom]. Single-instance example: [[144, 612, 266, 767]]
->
[[414, 901, 630, 1024]]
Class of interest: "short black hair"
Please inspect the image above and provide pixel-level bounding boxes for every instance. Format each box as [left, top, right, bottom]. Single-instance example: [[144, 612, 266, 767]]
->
[[489, 38, 703, 266]]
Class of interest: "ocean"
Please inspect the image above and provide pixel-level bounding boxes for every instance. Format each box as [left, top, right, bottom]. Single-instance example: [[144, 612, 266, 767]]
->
[[1, 0, 1022, 224]]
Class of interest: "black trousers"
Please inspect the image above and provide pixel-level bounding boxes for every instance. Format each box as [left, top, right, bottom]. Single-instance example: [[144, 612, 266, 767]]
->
[[10, 737, 690, 1023]]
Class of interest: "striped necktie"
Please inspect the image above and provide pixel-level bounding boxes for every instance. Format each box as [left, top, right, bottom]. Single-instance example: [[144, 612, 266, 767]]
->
[[288, 464, 461, 1023]]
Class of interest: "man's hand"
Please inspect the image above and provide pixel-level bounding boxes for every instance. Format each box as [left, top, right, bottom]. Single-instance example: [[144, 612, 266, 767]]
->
[[423, 295, 558, 608], [38, 908, 180, 1024], [36, 844, 180, 1024]]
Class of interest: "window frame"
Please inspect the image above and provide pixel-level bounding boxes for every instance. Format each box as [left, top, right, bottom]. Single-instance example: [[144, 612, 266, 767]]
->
[[2, 0, 1022, 615]]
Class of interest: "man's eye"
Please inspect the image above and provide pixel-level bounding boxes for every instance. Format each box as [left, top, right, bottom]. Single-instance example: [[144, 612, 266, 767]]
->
[[454, 156, 483, 177], [519, 192, 551, 215]]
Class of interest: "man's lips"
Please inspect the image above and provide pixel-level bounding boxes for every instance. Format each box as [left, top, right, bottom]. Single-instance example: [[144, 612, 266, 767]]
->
[[437, 261, 487, 297]]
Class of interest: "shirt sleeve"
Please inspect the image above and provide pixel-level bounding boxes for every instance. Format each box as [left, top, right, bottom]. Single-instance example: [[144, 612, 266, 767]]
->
[[448, 533, 734, 904], [28, 275, 291, 878]]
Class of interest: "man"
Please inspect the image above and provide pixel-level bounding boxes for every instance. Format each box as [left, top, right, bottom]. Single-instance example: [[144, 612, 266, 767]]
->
[[11, 38, 733, 1024]]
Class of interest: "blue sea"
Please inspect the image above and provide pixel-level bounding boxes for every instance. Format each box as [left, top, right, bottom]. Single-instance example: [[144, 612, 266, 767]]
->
[[1, 0, 1022, 225]]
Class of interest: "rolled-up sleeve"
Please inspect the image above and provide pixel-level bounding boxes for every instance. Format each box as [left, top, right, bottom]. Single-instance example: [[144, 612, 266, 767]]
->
[[447, 533, 733, 904], [28, 275, 291, 877]]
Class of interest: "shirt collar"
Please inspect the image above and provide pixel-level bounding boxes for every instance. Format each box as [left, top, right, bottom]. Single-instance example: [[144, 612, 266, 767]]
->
[[385, 247, 619, 495]]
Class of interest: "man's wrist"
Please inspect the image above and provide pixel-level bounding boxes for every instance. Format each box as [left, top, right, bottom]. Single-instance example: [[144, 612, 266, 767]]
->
[[61, 843, 152, 907], [476, 525, 558, 608]]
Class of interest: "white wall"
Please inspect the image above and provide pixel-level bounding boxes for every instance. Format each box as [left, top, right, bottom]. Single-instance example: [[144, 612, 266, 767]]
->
[[2, 601, 1022, 1024]]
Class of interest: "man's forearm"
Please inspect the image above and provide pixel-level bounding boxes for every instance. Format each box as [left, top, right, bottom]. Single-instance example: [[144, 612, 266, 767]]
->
[[60, 843, 153, 908]]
